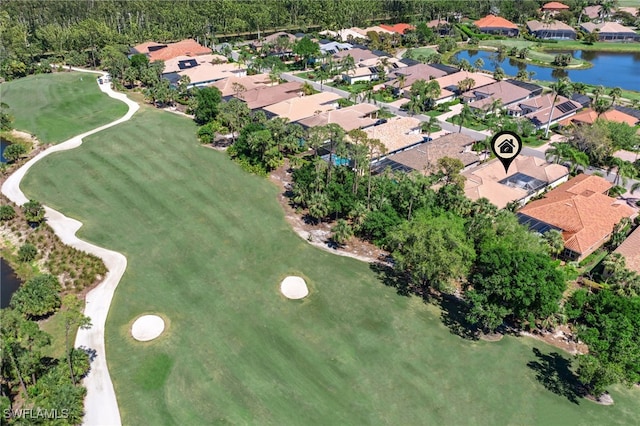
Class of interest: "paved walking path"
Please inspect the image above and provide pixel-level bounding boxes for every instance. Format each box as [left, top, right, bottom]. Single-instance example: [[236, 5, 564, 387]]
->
[[1, 68, 139, 426]]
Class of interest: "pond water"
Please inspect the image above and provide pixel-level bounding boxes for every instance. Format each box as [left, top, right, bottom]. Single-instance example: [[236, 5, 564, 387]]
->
[[454, 50, 640, 91], [0, 138, 9, 163], [1, 257, 23, 309]]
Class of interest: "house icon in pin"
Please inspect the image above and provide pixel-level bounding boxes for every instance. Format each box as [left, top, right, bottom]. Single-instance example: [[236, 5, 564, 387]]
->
[[498, 138, 515, 154]]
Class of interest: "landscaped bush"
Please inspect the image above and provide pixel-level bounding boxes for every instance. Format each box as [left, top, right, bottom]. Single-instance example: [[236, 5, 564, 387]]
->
[[18, 243, 38, 262], [0, 204, 16, 220]]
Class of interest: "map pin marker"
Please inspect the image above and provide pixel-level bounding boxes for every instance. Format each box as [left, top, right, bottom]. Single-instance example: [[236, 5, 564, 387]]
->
[[490, 130, 523, 174]]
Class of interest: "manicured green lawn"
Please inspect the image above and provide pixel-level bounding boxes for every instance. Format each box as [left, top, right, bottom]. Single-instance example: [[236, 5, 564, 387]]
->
[[405, 47, 437, 59], [0, 72, 128, 144], [21, 104, 640, 425]]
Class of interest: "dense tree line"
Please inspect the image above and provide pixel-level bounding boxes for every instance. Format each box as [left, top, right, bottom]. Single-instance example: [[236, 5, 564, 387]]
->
[[1, 0, 552, 79]]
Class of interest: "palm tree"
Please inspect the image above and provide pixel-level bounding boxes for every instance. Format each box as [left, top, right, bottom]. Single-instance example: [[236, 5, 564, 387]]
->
[[543, 229, 565, 258], [592, 85, 605, 106], [609, 87, 622, 106], [631, 181, 640, 194], [457, 77, 475, 94], [331, 219, 353, 246], [473, 58, 484, 71], [544, 77, 572, 138], [493, 66, 506, 81], [593, 98, 611, 116], [608, 158, 635, 187], [396, 73, 407, 94], [572, 82, 587, 95], [457, 104, 472, 133], [545, 141, 574, 164]]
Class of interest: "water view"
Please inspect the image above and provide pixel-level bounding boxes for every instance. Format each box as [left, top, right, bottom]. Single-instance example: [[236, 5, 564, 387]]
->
[[454, 50, 640, 91], [0, 138, 10, 163], [1, 257, 22, 308]]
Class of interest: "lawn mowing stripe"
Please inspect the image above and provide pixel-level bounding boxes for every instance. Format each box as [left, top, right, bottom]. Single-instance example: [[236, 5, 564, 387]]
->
[[20, 105, 640, 425]]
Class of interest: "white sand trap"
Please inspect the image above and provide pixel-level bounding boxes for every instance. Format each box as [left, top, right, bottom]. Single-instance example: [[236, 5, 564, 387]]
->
[[280, 276, 309, 299], [131, 315, 165, 341]]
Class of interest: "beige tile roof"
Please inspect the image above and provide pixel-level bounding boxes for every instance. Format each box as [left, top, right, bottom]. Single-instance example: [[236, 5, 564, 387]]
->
[[252, 32, 297, 48], [519, 175, 635, 257], [233, 81, 303, 110], [519, 94, 581, 125], [614, 226, 640, 274], [334, 48, 380, 62], [353, 26, 394, 36], [262, 92, 342, 122], [364, 117, 424, 153], [163, 54, 228, 74], [385, 133, 478, 172], [463, 156, 569, 208], [387, 64, 449, 89], [527, 20, 576, 32], [433, 71, 496, 99], [583, 5, 601, 19], [297, 104, 378, 131], [581, 22, 638, 34], [178, 63, 245, 85], [210, 74, 271, 97], [465, 80, 533, 109]]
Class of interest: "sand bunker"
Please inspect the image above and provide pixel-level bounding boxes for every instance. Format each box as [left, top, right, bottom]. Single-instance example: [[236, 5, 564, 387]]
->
[[280, 276, 309, 299], [131, 315, 165, 341]]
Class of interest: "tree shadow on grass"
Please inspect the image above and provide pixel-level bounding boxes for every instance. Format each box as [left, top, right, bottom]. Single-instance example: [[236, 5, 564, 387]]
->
[[527, 347, 587, 404], [369, 262, 480, 340], [434, 293, 479, 341], [369, 261, 412, 297]]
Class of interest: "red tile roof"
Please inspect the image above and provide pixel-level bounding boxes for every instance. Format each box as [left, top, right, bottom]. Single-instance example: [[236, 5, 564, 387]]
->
[[519, 175, 635, 258], [137, 39, 211, 62], [542, 2, 570, 10], [559, 108, 639, 126], [474, 15, 518, 30], [379, 23, 415, 34], [614, 226, 640, 274]]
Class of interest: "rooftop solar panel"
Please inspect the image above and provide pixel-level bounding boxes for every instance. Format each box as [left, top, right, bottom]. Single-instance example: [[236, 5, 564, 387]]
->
[[556, 101, 577, 114]]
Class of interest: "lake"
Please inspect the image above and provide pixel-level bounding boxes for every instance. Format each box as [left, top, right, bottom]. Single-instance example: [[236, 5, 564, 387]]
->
[[454, 50, 640, 91], [1, 257, 22, 309], [0, 138, 9, 163]]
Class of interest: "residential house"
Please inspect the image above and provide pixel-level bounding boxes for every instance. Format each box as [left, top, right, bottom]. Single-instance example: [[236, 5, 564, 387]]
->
[[527, 20, 577, 40], [463, 79, 539, 113], [614, 105, 640, 121], [297, 104, 379, 132], [162, 54, 227, 74], [163, 63, 247, 88], [262, 92, 342, 122], [432, 71, 496, 103], [379, 23, 415, 34], [363, 116, 425, 154], [232, 81, 303, 110], [583, 5, 602, 20], [333, 47, 385, 64], [559, 108, 639, 127], [425, 19, 451, 36], [319, 28, 367, 42], [385, 63, 450, 93], [130, 39, 211, 62], [251, 32, 297, 51], [541, 2, 570, 16], [463, 156, 569, 209], [354, 26, 395, 37], [581, 22, 640, 42], [614, 226, 640, 274], [211, 74, 272, 98], [372, 133, 479, 173], [518, 174, 635, 261], [474, 15, 519, 36], [319, 40, 352, 55], [507, 94, 581, 129]]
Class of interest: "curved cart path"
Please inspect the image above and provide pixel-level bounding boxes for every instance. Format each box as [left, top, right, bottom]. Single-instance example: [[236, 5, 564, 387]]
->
[[2, 68, 139, 426]]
